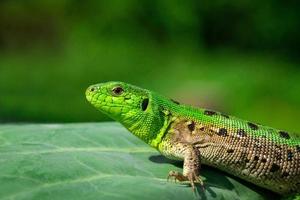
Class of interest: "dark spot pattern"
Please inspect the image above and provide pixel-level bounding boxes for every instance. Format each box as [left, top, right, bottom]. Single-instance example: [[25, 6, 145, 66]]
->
[[141, 98, 149, 111], [270, 163, 280, 172], [199, 127, 205, 131], [187, 121, 195, 132], [221, 113, 229, 119], [254, 156, 259, 161], [227, 149, 234, 153], [218, 128, 228, 137], [204, 110, 217, 116], [281, 172, 289, 178], [237, 129, 247, 137], [287, 150, 293, 161], [296, 145, 300, 152], [279, 131, 290, 139], [261, 158, 267, 163], [171, 99, 180, 105], [248, 122, 259, 130]]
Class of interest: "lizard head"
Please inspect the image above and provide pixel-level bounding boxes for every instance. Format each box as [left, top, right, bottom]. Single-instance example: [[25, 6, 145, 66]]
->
[[86, 81, 165, 144]]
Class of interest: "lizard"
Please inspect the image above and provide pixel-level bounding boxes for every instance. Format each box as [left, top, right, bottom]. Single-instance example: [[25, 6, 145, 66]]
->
[[85, 81, 300, 197]]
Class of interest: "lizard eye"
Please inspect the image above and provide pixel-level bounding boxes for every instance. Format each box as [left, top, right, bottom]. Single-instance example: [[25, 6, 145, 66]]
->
[[112, 86, 124, 96]]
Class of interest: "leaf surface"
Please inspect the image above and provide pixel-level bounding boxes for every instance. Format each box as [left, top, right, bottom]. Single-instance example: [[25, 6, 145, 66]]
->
[[0, 123, 276, 200]]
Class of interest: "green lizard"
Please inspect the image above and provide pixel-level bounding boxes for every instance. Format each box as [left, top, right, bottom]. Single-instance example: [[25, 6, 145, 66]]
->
[[85, 81, 300, 197]]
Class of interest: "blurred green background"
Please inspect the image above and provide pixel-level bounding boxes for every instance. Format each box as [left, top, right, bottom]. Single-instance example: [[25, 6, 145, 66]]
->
[[0, 1, 299, 132]]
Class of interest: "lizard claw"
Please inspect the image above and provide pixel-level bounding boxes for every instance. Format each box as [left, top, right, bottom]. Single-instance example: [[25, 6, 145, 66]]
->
[[167, 170, 180, 182], [167, 170, 204, 192], [167, 170, 186, 182], [194, 174, 205, 191]]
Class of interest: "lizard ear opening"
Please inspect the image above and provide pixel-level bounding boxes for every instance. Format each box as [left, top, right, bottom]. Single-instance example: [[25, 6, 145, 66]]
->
[[141, 98, 149, 111]]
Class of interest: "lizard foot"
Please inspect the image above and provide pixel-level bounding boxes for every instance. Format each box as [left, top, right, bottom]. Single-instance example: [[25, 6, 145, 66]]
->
[[167, 170, 204, 191]]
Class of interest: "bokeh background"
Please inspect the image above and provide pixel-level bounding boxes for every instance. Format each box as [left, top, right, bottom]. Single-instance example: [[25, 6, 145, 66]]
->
[[0, 1, 299, 132]]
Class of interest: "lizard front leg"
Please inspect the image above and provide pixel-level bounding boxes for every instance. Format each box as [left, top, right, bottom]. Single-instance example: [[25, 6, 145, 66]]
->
[[159, 140, 203, 191]]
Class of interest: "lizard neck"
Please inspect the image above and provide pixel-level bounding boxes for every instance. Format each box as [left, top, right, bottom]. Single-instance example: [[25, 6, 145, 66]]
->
[[124, 111, 171, 149], [119, 91, 186, 147], [124, 116, 161, 143], [120, 92, 168, 145], [149, 110, 173, 149]]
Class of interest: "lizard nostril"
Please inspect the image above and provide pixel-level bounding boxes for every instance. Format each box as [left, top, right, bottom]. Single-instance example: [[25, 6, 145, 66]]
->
[[86, 85, 100, 96], [89, 86, 98, 93], [88, 86, 98, 94]]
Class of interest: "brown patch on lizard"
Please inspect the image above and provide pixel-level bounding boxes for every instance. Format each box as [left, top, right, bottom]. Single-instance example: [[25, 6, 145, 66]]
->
[[170, 119, 211, 145]]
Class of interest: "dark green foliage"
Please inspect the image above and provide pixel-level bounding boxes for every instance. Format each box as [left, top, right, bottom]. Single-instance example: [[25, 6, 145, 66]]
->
[[0, 1, 299, 54], [0, 1, 299, 133]]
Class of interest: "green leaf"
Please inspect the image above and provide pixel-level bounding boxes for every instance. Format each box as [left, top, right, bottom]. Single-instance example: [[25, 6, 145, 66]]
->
[[0, 122, 276, 200]]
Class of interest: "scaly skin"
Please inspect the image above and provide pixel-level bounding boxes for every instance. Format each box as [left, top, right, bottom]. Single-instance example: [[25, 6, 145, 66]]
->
[[85, 81, 300, 196]]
